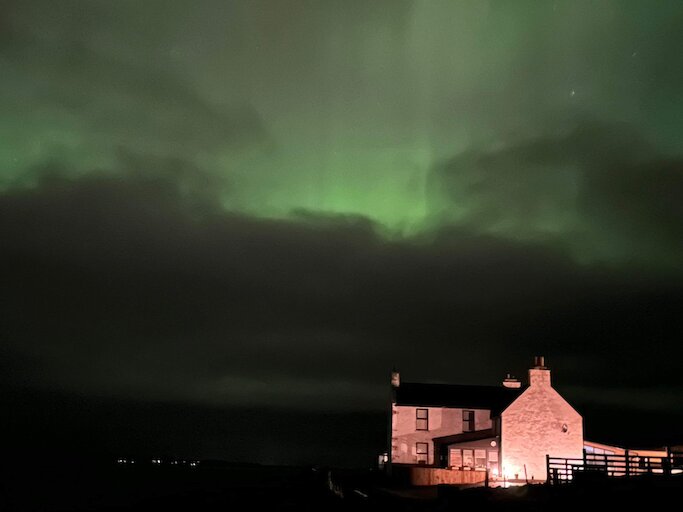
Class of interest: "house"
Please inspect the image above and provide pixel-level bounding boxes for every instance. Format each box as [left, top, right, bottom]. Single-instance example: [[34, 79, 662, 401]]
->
[[388, 356, 583, 484]]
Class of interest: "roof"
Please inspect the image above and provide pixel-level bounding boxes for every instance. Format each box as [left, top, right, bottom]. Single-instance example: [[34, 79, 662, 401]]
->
[[394, 382, 526, 415], [433, 429, 496, 446]]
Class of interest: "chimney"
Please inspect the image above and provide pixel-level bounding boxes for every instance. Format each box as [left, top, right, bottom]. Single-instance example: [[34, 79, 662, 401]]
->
[[502, 373, 521, 388], [391, 369, 400, 388], [528, 355, 551, 386]]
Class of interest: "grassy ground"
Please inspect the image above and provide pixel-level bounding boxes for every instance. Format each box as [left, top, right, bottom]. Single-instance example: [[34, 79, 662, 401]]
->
[[2, 462, 681, 511]]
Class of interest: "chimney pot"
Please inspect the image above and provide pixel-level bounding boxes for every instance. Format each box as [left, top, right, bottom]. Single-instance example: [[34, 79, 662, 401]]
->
[[529, 356, 551, 386], [391, 370, 400, 388], [503, 373, 521, 388]]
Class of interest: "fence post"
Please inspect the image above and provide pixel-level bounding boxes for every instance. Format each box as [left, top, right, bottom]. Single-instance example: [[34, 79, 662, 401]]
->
[[664, 447, 672, 477], [546, 455, 550, 485], [625, 449, 630, 478]]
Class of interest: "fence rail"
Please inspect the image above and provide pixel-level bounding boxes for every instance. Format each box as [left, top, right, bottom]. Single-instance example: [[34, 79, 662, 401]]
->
[[547, 448, 683, 484]]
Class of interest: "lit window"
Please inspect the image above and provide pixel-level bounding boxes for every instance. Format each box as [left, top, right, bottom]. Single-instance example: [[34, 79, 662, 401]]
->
[[475, 449, 487, 470], [462, 449, 474, 469], [488, 450, 499, 475], [416, 408, 429, 431], [449, 448, 462, 469], [463, 410, 475, 432]]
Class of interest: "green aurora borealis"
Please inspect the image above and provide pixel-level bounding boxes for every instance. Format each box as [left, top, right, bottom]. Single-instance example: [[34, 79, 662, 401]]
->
[[4, 2, 683, 466], [2, 0, 683, 267]]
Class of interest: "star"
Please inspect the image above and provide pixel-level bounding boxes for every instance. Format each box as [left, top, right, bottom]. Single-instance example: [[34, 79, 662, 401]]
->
[[569, 89, 576, 97]]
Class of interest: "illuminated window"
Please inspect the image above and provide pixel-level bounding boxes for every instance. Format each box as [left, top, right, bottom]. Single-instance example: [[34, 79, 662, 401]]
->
[[463, 410, 475, 432], [449, 448, 462, 469], [448, 447, 499, 472], [475, 449, 487, 470], [416, 408, 429, 431], [488, 450, 499, 475], [462, 449, 474, 469], [416, 442, 429, 464]]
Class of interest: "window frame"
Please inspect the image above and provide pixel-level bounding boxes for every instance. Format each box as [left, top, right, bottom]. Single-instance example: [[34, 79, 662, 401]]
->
[[463, 409, 475, 432], [448, 447, 500, 472], [462, 449, 474, 469], [416, 442, 429, 464], [474, 449, 487, 470], [416, 408, 429, 431]]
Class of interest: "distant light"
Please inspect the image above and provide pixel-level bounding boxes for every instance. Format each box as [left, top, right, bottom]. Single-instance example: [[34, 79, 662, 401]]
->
[[569, 89, 576, 97]]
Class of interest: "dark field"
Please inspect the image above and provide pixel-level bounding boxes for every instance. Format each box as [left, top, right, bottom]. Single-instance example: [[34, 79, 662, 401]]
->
[[3, 461, 683, 511], [3, 463, 347, 511]]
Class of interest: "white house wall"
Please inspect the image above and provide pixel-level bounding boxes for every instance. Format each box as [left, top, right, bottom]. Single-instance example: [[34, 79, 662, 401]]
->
[[501, 373, 583, 481], [391, 405, 492, 465]]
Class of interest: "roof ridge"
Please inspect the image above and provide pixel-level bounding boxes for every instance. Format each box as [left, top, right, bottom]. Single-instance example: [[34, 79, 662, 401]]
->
[[394, 381, 526, 414], [401, 382, 521, 388]]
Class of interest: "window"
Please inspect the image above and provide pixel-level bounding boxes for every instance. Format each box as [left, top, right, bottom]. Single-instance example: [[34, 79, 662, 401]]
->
[[463, 410, 475, 432], [449, 448, 462, 469], [488, 450, 499, 475], [416, 442, 429, 464], [475, 449, 487, 470], [449, 447, 498, 472], [416, 408, 429, 431], [462, 449, 474, 469]]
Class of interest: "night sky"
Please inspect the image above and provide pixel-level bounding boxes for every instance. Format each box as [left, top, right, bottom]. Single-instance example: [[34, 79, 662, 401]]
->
[[2, 0, 683, 468]]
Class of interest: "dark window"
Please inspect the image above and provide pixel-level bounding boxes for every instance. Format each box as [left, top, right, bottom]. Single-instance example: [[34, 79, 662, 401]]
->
[[416, 408, 429, 431], [463, 410, 475, 432], [416, 442, 429, 464]]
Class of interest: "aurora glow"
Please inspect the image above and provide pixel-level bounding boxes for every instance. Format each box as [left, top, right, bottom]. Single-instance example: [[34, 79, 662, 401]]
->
[[3, 0, 683, 268], [3, 1, 683, 469]]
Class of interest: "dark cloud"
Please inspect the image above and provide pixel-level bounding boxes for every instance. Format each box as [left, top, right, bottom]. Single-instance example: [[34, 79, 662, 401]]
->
[[2, 167, 682, 415], [431, 120, 683, 268], [1, 2, 268, 193]]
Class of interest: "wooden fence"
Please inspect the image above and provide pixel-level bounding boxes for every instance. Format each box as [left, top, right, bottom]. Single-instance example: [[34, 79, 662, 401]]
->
[[547, 448, 683, 484], [408, 467, 489, 486]]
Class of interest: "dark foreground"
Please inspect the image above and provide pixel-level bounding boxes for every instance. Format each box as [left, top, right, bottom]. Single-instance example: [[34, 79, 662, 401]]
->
[[3, 462, 682, 511]]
